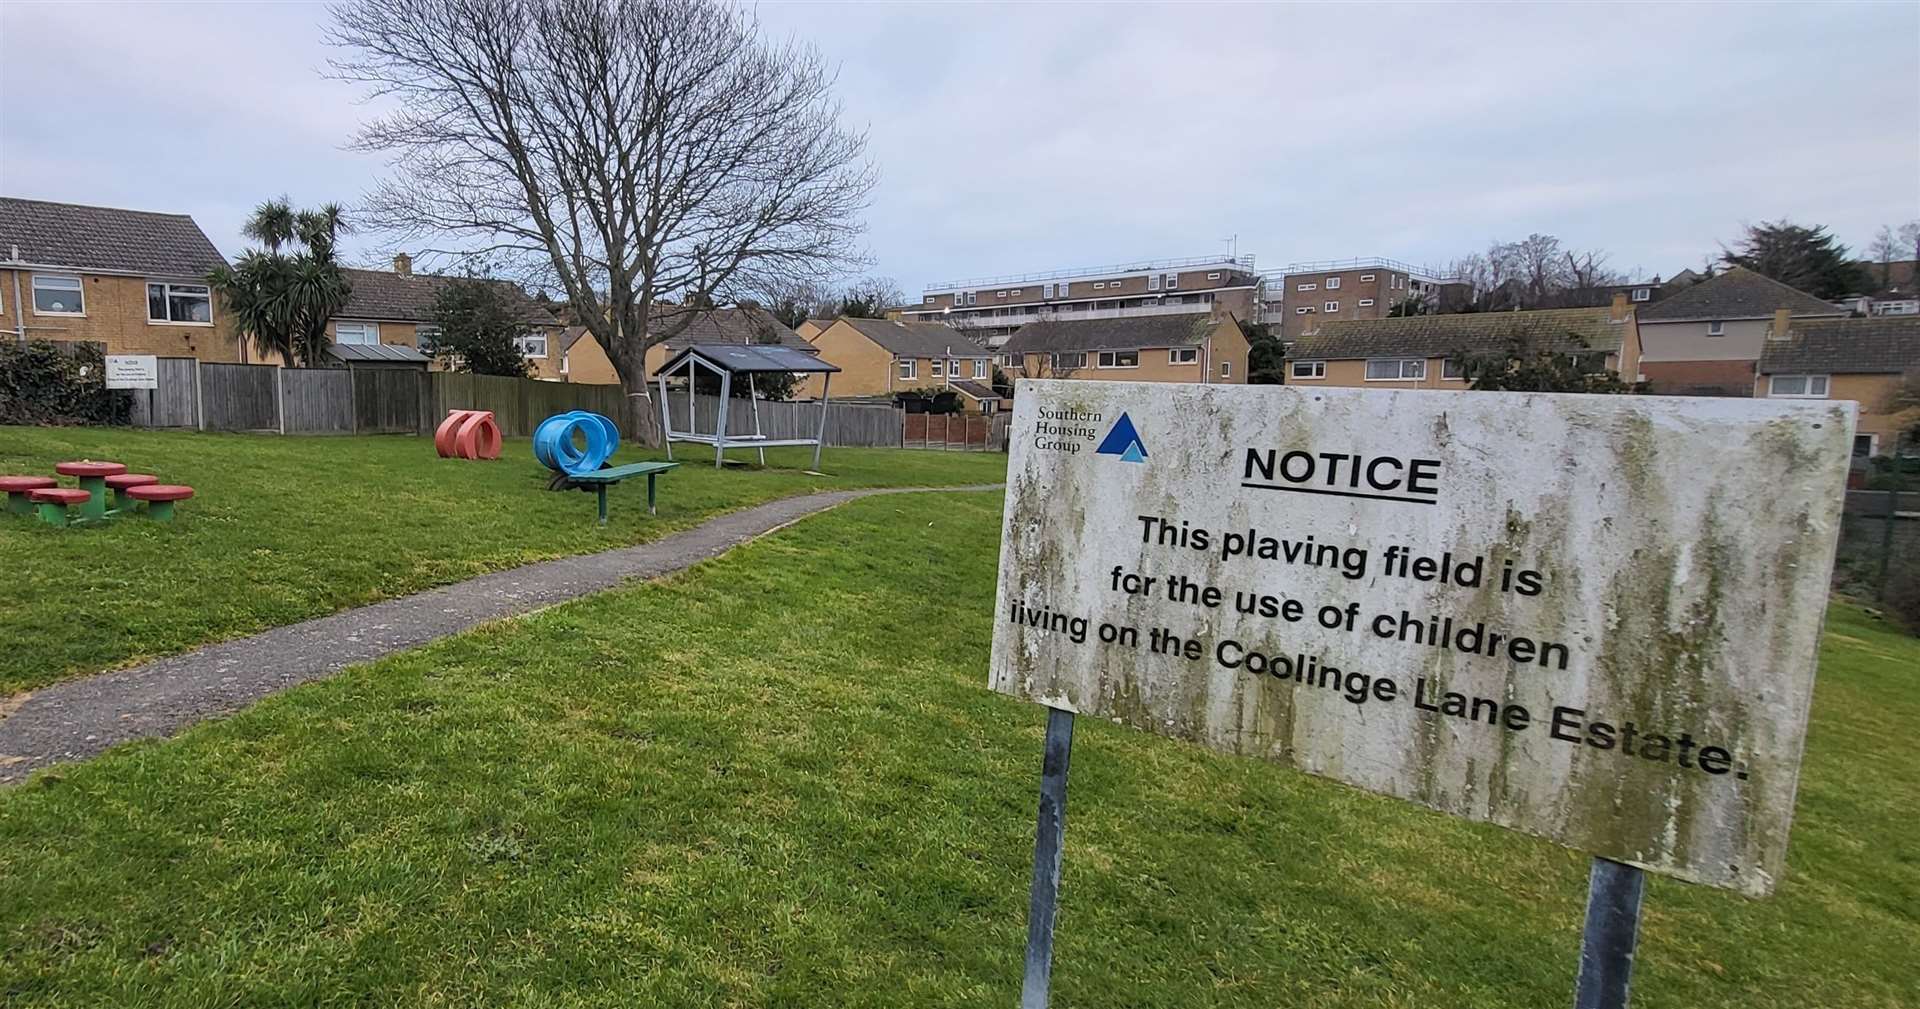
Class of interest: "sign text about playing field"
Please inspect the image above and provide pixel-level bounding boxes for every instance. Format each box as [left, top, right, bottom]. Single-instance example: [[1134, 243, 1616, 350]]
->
[[104, 355, 159, 390], [989, 380, 1854, 895]]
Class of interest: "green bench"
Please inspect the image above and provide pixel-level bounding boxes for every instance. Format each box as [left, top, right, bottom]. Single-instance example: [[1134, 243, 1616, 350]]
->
[[559, 462, 680, 524]]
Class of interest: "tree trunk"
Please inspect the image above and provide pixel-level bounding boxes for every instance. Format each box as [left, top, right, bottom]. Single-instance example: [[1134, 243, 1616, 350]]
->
[[610, 335, 663, 448]]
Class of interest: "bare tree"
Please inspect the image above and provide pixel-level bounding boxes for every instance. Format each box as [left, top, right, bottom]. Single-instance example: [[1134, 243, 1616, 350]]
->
[[1447, 235, 1622, 311], [326, 0, 874, 440]]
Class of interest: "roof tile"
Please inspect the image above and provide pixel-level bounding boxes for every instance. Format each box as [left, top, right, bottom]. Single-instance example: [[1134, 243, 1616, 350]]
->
[[1000, 314, 1220, 354], [1636, 266, 1845, 322], [1288, 308, 1624, 360], [0, 197, 228, 277], [1757, 317, 1920, 374]]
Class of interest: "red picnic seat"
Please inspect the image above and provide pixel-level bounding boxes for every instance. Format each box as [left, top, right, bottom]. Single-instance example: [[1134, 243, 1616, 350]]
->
[[29, 487, 91, 526], [126, 484, 195, 521], [0, 475, 57, 516], [104, 473, 159, 510]]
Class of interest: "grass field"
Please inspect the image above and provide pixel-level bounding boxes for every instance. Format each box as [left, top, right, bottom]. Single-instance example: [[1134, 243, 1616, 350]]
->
[[2, 491, 1914, 1007], [0, 426, 1005, 696]]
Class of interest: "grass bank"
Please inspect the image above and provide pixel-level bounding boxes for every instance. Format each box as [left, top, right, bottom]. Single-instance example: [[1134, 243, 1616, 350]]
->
[[1, 492, 1913, 1006], [0, 425, 1004, 695]]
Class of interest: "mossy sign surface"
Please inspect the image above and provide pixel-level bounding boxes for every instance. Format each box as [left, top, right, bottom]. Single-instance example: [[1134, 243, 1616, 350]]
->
[[990, 380, 1854, 895]]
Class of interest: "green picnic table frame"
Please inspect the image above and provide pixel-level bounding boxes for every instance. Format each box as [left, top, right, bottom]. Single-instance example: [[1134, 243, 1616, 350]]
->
[[563, 461, 680, 524]]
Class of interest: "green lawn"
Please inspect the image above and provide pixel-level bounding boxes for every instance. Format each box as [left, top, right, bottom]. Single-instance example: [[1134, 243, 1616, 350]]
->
[[0, 426, 1005, 696], [1, 492, 1914, 1007]]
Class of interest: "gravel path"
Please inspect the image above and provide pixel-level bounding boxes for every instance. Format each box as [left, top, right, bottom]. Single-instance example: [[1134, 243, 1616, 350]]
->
[[0, 484, 1001, 785]]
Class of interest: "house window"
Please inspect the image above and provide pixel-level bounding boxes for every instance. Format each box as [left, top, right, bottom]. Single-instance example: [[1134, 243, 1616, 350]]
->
[[948, 358, 964, 377], [1169, 347, 1198, 365], [1149, 274, 1161, 291], [1042, 284, 1054, 298], [1093, 282, 1106, 290], [1297, 282, 1317, 291], [1290, 360, 1325, 379], [973, 359, 988, 379], [1875, 300, 1920, 316], [1295, 307, 1312, 315], [996, 353, 1018, 367], [898, 359, 916, 380], [1442, 359, 1466, 379], [1057, 283, 1069, 297], [1854, 434, 1878, 458], [32, 274, 84, 314], [1324, 301, 1340, 312], [1632, 288, 1651, 302], [416, 324, 442, 354], [931, 359, 945, 378], [1220, 361, 1232, 378], [996, 291, 1006, 298], [1768, 374, 1829, 398], [1360, 273, 1376, 282], [1326, 277, 1341, 289], [1010, 289, 1021, 296], [1365, 358, 1426, 381], [1707, 321, 1725, 336], [146, 281, 212, 324], [335, 322, 379, 345], [965, 292, 976, 305], [1053, 352, 1085, 370], [1358, 298, 1375, 307], [1165, 273, 1177, 289], [925, 295, 936, 304], [1207, 271, 1221, 280], [515, 332, 548, 358], [1097, 350, 1139, 368]]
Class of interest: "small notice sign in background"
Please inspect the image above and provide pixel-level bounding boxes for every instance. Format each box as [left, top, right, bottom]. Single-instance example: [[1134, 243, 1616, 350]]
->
[[991, 380, 1853, 897], [103, 355, 159, 390]]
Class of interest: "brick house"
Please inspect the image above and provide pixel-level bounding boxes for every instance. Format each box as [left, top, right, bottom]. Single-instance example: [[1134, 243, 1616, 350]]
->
[[1283, 300, 1641, 390], [793, 317, 996, 411], [327, 255, 565, 376], [998, 313, 1251, 388], [1755, 316, 1920, 458], [1635, 267, 1846, 396], [0, 196, 243, 360]]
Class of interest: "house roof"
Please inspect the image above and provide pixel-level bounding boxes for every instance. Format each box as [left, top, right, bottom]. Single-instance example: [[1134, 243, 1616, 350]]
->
[[560, 326, 596, 353], [837, 318, 988, 358], [1635, 266, 1844, 322], [337, 268, 560, 326], [1287, 308, 1625, 360], [1000, 314, 1223, 354], [650, 306, 812, 352], [0, 196, 228, 278], [1757, 317, 1920, 375], [655, 343, 839, 377]]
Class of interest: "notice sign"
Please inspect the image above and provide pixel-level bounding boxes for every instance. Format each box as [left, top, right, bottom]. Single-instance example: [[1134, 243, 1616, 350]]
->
[[990, 380, 1854, 895], [104, 355, 159, 390]]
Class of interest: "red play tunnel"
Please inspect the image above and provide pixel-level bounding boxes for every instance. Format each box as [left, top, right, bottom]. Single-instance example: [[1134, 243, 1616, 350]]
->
[[435, 410, 503, 460]]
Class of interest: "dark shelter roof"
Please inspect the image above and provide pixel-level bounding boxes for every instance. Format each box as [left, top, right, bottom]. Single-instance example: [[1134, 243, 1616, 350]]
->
[[325, 343, 429, 365], [656, 343, 841, 376]]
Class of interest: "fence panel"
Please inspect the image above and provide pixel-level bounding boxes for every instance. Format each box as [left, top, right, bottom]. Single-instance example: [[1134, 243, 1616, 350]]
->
[[129, 357, 200, 428], [200, 363, 279, 431], [353, 368, 425, 434], [281, 369, 354, 434]]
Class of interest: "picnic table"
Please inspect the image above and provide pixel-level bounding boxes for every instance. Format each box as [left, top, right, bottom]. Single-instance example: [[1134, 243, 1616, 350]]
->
[[55, 460, 127, 520], [560, 461, 679, 524]]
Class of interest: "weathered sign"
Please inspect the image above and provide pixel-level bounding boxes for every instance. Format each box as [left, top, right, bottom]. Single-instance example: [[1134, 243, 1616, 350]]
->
[[991, 380, 1854, 895], [104, 354, 159, 390]]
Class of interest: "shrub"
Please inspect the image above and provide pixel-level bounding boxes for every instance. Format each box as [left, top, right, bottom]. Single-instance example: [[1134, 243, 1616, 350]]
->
[[0, 340, 131, 426], [1883, 539, 1920, 634]]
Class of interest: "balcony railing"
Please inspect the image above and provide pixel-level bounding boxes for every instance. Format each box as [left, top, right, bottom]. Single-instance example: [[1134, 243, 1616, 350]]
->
[[926, 254, 1255, 292], [1267, 257, 1455, 282], [906, 300, 1216, 330]]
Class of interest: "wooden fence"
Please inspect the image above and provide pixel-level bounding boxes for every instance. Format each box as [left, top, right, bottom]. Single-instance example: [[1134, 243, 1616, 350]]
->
[[123, 362, 996, 450]]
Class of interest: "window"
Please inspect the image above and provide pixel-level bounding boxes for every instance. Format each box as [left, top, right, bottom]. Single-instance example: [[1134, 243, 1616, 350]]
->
[[1220, 361, 1232, 378], [1149, 274, 1161, 291], [1631, 288, 1651, 302], [931, 359, 945, 378], [1010, 289, 1022, 296], [925, 295, 936, 304], [1057, 283, 1070, 297], [1295, 306, 1313, 315], [1707, 320, 1725, 336], [145, 281, 212, 324], [1093, 282, 1106, 290], [1358, 298, 1375, 307], [898, 359, 916, 380], [1169, 347, 1198, 365], [996, 353, 1019, 367], [1296, 282, 1317, 291], [1042, 284, 1054, 298], [1053, 352, 1086, 370], [1768, 374, 1829, 398], [1097, 350, 1139, 368], [1324, 301, 1340, 312], [996, 290, 1006, 298], [965, 292, 977, 305], [32, 274, 84, 314], [1365, 358, 1426, 381], [1290, 360, 1325, 379], [1875, 300, 1919, 316], [416, 324, 442, 354], [1326, 277, 1341, 289], [948, 358, 964, 377], [1165, 273, 1177, 289], [1442, 359, 1465, 379], [973, 358, 988, 379], [1854, 434, 1877, 458], [335, 322, 379, 345], [1207, 271, 1221, 280], [515, 332, 548, 358], [1360, 273, 1376, 282]]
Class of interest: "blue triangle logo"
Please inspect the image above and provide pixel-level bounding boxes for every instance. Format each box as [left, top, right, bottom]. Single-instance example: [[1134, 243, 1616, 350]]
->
[[1096, 413, 1149, 463]]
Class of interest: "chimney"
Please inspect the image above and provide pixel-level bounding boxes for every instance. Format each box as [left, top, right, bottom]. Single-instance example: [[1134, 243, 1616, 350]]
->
[[1770, 307, 1793, 341], [1609, 291, 1630, 322], [393, 253, 412, 277]]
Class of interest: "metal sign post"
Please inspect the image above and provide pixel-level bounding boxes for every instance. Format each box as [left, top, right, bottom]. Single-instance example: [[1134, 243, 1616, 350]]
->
[[1019, 706, 1075, 1009], [1574, 858, 1648, 1009]]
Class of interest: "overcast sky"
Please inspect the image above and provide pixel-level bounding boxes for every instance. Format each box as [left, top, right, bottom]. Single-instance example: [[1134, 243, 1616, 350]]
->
[[3, 1, 1916, 295]]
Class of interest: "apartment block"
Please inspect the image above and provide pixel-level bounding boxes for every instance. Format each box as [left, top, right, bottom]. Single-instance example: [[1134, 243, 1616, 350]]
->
[[899, 254, 1261, 346], [1261, 257, 1465, 341]]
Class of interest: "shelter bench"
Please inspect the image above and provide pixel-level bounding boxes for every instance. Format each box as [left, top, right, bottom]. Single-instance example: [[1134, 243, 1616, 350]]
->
[[560, 462, 680, 524]]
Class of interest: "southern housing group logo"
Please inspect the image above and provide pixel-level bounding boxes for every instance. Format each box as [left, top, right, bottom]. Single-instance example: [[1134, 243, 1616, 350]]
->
[[1032, 405, 1148, 463]]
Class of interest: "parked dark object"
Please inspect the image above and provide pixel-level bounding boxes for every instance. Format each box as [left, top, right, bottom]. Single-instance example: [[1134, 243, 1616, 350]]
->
[[895, 388, 962, 414], [0, 341, 130, 426]]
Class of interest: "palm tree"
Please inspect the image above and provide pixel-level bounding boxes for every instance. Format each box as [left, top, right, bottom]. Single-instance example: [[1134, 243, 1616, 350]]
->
[[209, 197, 353, 366]]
